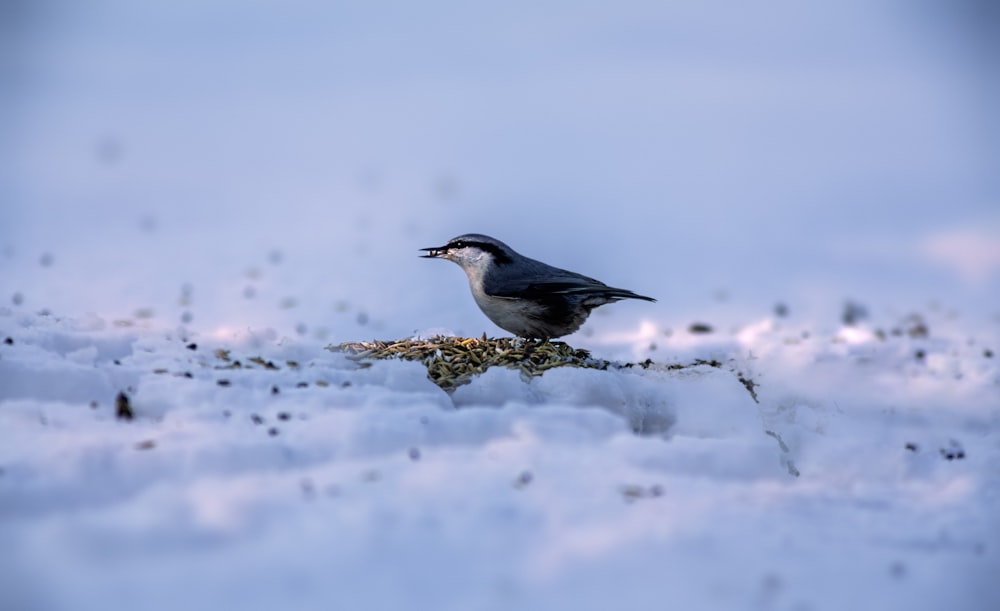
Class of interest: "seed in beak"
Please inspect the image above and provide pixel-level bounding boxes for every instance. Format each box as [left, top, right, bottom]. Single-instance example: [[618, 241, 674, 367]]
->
[[420, 247, 443, 258]]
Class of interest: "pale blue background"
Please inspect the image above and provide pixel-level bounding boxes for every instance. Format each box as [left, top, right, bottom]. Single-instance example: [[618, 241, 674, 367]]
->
[[2, 0, 997, 337]]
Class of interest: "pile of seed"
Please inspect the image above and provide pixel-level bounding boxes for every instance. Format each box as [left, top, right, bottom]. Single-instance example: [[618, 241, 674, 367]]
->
[[334, 335, 615, 391]]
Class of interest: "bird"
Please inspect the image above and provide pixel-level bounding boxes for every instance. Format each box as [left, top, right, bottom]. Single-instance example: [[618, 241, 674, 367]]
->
[[421, 233, 655, 339]]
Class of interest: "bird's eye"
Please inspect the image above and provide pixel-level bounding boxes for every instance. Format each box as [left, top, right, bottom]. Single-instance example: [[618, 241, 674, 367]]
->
[[452, 241, 465, 249]]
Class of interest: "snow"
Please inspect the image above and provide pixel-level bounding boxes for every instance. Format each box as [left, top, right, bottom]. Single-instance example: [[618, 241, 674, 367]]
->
[[2, 1, 999, 610]]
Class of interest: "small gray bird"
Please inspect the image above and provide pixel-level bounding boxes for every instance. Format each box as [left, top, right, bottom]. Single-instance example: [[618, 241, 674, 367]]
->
[[421, 233, 655, 339]]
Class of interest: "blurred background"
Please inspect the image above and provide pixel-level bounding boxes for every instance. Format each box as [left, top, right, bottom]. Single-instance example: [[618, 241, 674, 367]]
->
[[2, 0, 998, 342]]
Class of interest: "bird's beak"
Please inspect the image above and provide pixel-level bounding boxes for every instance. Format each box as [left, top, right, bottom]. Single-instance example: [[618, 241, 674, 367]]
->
[[420, 246, 447, 258]]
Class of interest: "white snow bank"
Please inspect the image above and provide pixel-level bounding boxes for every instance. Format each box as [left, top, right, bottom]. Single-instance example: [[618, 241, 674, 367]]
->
[[2, 307, 998, 611]]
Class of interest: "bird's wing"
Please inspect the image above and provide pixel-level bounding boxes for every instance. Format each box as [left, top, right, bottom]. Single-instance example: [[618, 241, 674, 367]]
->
[[487, 273, 656, 302]]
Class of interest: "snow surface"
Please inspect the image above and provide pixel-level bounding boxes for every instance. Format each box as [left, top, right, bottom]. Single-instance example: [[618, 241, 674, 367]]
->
[[2, 1, 999, 610]]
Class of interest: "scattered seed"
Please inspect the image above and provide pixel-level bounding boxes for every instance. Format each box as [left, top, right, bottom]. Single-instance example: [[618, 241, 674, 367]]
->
[[939, 440, 965, 461], [333, 336, 742, 394], [115, 392, 134, 420], [620, 484, 645, 501], [842, 301, 869, 326], [513, 470, 534, 489], [905, 314, 929, 339], [134, 439, 156, 451], [248, 356, 279, 370], [620, 483, 663, 501]]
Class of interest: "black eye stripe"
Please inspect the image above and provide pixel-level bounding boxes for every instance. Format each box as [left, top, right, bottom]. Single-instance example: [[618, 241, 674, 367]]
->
[[451, 240, 492, 249], [443, 238, 514, 264], [449, 240, 483, 250]]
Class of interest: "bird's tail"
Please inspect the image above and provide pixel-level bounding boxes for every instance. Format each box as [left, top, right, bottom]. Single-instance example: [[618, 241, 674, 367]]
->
[[558, 285, 655, 302], [601, 287, 656, 303]]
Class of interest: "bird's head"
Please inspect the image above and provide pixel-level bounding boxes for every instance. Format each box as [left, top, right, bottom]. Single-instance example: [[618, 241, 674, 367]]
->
[[420, 234, 515, 271]]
